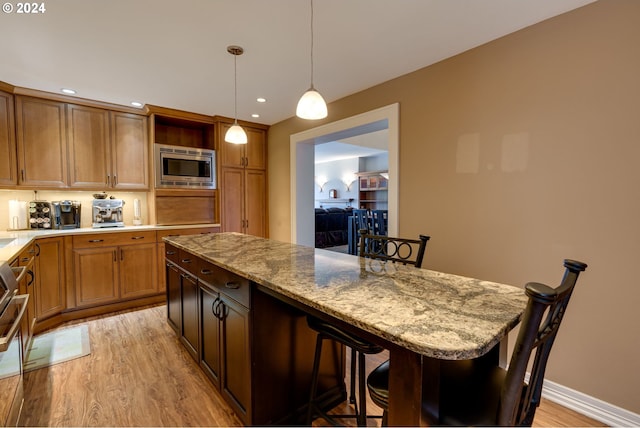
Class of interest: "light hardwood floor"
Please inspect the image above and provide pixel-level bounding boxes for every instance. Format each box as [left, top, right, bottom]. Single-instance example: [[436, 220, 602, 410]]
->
[[20, 305, 605, 427]]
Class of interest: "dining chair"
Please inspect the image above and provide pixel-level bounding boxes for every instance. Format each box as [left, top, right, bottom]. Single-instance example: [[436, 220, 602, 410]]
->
[[366, 259, 588, 426], [306, 231, 431, 426]]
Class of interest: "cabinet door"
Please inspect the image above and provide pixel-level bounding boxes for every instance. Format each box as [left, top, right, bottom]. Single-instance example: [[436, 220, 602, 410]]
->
[[220, 295, 251, 419], [119, 243, 158, 299], [0, 90, 16, 186], [219, 123, 266, 170], [73, 246, 119, 308], [166, 261, 181, 333], [181, 272, 199, 360], [14, 247, 35, 359], [200, 285, 221, 387], [110, 112, 149, 190], [34, 237, 66, 319], [220, 168, 244, 233], [219, 122, 245, 168], [245, 127, 266, 170], [67, 104, 110, 188], [15, 96, 68, 188], [245, 169, 267, 237]]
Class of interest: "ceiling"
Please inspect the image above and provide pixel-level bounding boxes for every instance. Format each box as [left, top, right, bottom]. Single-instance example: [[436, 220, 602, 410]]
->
[[1, 0, 595, 126]]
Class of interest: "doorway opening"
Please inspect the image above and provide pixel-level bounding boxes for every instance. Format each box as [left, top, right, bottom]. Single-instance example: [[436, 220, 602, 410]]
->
[[290, 103, 399, 246]]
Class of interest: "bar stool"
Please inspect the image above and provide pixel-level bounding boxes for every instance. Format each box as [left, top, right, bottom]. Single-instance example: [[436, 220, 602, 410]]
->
[[306, 230, 431, 426], [305, 315, 384, 426]]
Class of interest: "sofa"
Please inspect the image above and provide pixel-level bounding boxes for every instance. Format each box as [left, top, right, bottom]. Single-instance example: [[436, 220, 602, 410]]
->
[[315, 207, 354, 248]]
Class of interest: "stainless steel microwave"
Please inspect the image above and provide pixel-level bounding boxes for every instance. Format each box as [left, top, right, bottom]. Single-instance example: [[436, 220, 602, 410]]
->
[[155, 144, 216, 189]]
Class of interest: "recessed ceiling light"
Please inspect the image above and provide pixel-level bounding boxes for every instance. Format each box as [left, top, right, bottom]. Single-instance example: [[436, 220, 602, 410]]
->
[[256, 97, 266, 103], [131, 101, 143, 108], [251, 114, 260, 118], [61, 88, 76, 95]]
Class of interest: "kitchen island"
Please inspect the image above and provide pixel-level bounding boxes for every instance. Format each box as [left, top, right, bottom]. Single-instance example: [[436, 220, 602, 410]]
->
[[164, 232, 528, 426]]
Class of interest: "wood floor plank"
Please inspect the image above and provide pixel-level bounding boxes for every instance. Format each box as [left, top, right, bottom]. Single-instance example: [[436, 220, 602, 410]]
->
[[19, 304, 605, 427]]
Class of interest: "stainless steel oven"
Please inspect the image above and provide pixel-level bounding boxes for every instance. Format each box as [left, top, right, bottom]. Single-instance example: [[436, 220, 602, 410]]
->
[[155, 144, 216, 189], [0, 263, 28, 427]]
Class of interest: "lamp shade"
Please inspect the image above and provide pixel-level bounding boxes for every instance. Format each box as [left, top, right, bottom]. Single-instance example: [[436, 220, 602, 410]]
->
[[224, 123, 248, 145], [296, 88, 327, 120]]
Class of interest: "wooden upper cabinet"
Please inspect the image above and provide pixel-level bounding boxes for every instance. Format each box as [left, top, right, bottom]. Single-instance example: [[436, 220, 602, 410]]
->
[[67, 104, 111, 188], [219, 122, 266, 170], [111, 112, 149, 190], [0, 90, 17, 186], [15, 96, 68, 188]]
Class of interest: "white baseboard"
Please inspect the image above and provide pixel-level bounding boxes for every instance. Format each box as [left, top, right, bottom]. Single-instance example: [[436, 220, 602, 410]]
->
[[541, 378, 640, 427]]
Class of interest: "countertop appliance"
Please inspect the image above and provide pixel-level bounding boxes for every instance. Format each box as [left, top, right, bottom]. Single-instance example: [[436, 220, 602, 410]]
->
[[0, 263, 28, 427], [92, 199, 124, 228], [28, 201, 52, 229], [52, 200, 81, 229], [155, 143, 216, 189]]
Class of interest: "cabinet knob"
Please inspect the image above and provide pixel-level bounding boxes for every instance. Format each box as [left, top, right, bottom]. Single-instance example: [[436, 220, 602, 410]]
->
[[131, 236, 145, 240], [225, 281, 240, 290], [181, 258, 192, 264], [89, 239, 104, 243], [200, 269, 212, 276], [166, 250, 176, 255]]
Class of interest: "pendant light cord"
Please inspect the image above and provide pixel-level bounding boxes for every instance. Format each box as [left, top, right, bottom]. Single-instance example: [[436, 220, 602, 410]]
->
[[233, 52, 239, 124], [310, 0, 315, 89]]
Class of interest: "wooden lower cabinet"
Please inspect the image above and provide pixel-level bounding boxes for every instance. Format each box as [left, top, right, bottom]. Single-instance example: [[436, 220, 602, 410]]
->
[[199, 282, 250, 419], [34, 237, 66, 320], [73, 247, 119, 307], [13, 243, 36, 359], [180, 269, 199, 360], [119, 243, 157, 299], [72, 231, 159, 309], [165, 261, 182, 334], [219, 293, 250, 416], [165, 244, 343, 425]]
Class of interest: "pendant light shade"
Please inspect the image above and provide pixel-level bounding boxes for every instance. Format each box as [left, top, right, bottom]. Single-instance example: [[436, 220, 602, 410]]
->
[[296, 87, 327, 120], [225, 45, 248, 145], [225, 122, 248, 145], [297, 0, 327, 120]]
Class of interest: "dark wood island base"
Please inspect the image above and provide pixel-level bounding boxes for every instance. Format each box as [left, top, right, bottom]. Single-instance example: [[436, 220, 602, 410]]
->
[[164, 233, 527, 426]]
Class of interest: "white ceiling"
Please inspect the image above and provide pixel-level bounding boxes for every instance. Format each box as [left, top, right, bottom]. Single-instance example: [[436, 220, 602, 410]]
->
[[0, 0, 595, 126], [315, 130, 389, 164]]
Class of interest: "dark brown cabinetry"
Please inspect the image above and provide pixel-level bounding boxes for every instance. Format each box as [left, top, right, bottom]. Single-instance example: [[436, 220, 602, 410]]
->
[[0, 90, 16, 186], [165, 243, 252, 422], [217, 120, 268, 237], [164, 243, 344, 425]]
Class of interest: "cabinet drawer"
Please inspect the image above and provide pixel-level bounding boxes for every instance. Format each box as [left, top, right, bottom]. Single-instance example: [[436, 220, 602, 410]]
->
[[198, 259, 250, 308], [157, 227, 220, 241], [18, 243, 36, 265], [73, 231, 156, 248], [178, 249, 198, 275], [164, 243, 180, 264]]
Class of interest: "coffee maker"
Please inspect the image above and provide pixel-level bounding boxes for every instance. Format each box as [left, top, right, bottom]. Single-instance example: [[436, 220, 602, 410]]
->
[[52, 200, 81, 229], [92, 198, 125, 228]]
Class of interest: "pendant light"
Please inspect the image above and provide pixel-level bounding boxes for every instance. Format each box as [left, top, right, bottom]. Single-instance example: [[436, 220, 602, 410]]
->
[[225, 45, 248, 145], [296, 0, 327, 120]]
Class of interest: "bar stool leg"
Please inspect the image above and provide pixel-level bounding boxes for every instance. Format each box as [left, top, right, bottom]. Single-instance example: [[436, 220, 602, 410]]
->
[[349, 347, 357, 405], [357, 352, 367, 426], [307, 334, 325, 425]]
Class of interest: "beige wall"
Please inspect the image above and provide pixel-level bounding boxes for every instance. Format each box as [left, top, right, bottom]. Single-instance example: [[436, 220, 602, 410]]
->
[[267, 0, 640, 414]]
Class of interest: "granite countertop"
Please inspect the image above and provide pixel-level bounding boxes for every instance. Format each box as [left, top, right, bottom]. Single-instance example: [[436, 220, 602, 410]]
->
[[164, 232, 528, 360], [0, 223, 220, 263]]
